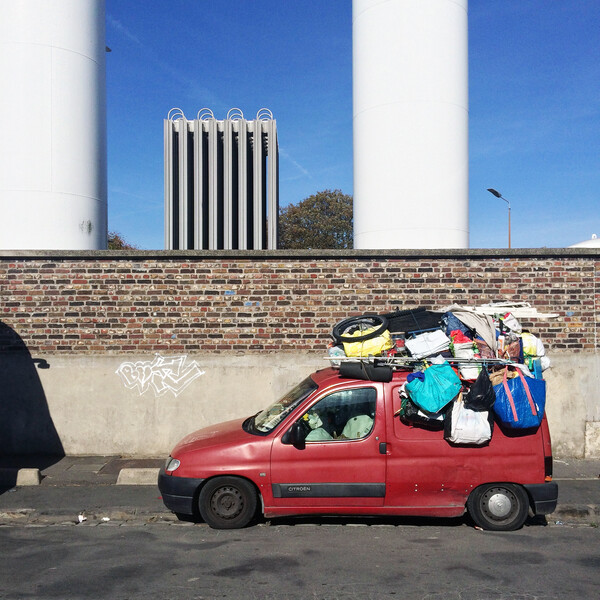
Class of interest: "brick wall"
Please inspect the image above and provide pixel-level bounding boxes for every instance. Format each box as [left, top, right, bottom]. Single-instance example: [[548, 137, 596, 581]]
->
[[1, 249, 598, 355]]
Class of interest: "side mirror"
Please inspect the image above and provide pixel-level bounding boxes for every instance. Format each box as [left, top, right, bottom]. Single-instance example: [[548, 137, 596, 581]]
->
[[289, 421, 307, 450]]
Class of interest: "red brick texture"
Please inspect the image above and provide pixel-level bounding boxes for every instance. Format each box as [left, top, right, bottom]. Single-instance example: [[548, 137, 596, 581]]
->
[[1, 251, 598, 354]]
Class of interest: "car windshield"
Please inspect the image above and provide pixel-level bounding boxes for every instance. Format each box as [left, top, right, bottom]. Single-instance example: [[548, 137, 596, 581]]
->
[[252, 376, 318, 434]]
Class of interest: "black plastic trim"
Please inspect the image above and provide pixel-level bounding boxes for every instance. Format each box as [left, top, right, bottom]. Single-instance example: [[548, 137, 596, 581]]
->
[[161, 492, 196, 515], [158, 468, 204, 515], [272, 482, 385, 498], [523, 482, 559, 515]]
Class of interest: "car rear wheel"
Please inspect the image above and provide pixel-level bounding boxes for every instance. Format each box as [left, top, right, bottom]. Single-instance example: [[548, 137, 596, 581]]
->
[[198, 477, 258, 529], [467, 483, 529, 531]]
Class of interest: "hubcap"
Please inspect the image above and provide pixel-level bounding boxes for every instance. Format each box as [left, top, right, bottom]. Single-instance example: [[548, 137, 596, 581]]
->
[[486, 492, 512, 518], [211, 486, 243, 519]]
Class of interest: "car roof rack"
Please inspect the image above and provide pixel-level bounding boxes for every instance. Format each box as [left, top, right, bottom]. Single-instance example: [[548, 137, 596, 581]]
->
[[325, 356, 515, 369]]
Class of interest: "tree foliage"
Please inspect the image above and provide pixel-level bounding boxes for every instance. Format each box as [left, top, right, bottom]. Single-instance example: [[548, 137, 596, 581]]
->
[[107, 231, 138, 250], [278, 189, 353, 249]]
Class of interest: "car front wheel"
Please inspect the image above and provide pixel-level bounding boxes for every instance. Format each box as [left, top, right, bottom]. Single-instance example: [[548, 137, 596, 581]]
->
[[198, 477, 258, 529], [467, 483, 529, 531]]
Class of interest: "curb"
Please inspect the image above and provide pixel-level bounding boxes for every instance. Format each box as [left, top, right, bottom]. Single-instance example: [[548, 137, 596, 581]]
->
[[0, 508, 177, 526], [1, 505, 598, 527], [1, 467, 161, 487], [0, 468, 40, 488], [116, 468, 160, 486], [550, 504, 600, 522]]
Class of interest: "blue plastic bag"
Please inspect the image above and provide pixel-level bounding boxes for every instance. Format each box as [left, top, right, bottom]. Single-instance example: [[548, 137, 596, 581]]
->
[[405, 362, 461, 414], [493, 367, 546, 429]]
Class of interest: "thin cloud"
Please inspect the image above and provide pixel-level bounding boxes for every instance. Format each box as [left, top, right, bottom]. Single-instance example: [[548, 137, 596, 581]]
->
[[107, 14, 142, 45], [279, 148, 312, 178], [153, 58, 225, 111], [107, 13, 223, 113], [108, 186, 148, 201]]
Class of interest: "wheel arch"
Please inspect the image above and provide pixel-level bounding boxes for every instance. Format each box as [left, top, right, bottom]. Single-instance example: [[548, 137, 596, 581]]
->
[[468, 481, 533, 508], [466, 481, 532, 531], [197, 474, 265, 514]]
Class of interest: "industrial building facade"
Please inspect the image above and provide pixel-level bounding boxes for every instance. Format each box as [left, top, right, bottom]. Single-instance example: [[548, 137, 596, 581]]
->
[[164, 108, 278, 250]]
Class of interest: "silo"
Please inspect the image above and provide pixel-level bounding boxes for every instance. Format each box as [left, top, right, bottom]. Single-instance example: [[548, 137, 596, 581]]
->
[[352, 0, 469, 249], [0, 0, 107, 250]]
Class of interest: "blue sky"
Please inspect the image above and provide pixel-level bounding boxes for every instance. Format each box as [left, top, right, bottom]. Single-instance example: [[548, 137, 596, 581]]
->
[[106, 1, 600, 249]]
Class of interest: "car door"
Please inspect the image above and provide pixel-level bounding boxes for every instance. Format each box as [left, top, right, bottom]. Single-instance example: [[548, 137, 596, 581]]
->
[[269, 383, 387, 509], [383, 382, 472, 514]]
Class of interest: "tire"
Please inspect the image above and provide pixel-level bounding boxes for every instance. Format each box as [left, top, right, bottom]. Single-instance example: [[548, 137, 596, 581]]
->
[[198, 477, 258, 529], [467, 483, 530, 531], [332, 315, 388, 343]]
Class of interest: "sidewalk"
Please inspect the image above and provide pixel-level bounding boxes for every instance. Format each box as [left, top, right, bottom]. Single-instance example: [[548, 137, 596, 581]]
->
[[0, 455, 598, 526], [0, 456, 170, 526]]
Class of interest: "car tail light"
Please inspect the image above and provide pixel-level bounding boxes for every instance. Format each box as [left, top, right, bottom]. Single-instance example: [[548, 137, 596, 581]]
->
[[544, 456, 553, 481]]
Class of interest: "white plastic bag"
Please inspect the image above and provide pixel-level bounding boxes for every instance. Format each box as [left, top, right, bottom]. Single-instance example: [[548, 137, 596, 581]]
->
[[405, 330, 450, 358], [500, 312, 522, 333], [445, 398, 492, 445], [452, 341, 480, 380]]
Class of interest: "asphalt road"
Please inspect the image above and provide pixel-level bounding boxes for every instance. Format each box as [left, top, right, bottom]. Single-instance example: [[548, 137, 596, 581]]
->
[[1, 521, 598, 600]]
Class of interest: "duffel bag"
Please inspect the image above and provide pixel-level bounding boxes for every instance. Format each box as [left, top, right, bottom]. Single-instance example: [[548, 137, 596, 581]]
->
[[342, 326, 394, 357], [339, 361, 393, 382], [396, 396, 445, 430], [405, 361, 461, 414], [493, 367, 546, 429], [444, 395, 493, 445], [383, 308, 443, 335]]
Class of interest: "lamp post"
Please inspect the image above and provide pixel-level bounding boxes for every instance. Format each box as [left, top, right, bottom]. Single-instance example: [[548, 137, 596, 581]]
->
[[487, 188, 511, 249]]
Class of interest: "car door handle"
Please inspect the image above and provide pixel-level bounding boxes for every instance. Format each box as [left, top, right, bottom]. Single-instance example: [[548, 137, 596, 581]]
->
[[379, 442, 387, 455]]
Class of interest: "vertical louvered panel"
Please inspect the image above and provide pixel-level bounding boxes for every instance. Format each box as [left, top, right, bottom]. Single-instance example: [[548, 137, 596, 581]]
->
[[223, 119, 233, 249], [267, 119, 279, 250], [252, 119, 263, 249], [207, 118, 218, 250], [237, 118, 248, 249], [193, 119, 203, 249], [163, 119, 173, 249], [177, 117, 189, 249]]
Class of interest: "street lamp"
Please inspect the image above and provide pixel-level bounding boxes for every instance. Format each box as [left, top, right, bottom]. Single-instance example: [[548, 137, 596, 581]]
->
[[487, 188, 511, 249]]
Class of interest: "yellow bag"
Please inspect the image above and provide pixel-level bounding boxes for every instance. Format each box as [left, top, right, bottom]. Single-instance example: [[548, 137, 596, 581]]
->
[[342, 327, 393, 357]]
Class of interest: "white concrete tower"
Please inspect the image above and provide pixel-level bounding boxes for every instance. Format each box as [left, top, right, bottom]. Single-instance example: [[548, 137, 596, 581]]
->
[[353, 0, 469, 249], [0, 0, 107, 250]]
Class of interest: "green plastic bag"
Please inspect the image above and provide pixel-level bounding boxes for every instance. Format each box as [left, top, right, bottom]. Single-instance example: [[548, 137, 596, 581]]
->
[[405, 362, 461, 413]]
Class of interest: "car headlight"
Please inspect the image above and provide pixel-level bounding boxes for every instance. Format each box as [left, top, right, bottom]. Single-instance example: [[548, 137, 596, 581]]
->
[[164, 457, 181, 472]]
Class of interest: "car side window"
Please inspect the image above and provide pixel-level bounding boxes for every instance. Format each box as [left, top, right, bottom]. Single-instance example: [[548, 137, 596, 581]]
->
[[302, 387, 377, 441]]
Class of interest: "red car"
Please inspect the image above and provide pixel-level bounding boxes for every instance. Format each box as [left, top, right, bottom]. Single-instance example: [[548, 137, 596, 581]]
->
[[158, 367, 557, 530]]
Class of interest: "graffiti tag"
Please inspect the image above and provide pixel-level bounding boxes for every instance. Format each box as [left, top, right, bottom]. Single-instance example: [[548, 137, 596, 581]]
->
[[116, 354, 205, 397]]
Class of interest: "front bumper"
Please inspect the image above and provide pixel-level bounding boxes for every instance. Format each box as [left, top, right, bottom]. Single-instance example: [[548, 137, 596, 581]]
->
[[158, 466, 204, 515], [524, 482, 559, 515]]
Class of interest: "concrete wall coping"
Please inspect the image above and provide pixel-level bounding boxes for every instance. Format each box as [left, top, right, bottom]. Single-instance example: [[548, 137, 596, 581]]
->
[[1, 248, 600, 260]]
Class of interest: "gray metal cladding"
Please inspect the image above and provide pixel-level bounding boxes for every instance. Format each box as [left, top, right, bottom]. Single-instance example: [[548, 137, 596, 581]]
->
[[164, 108, 279, 250]]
